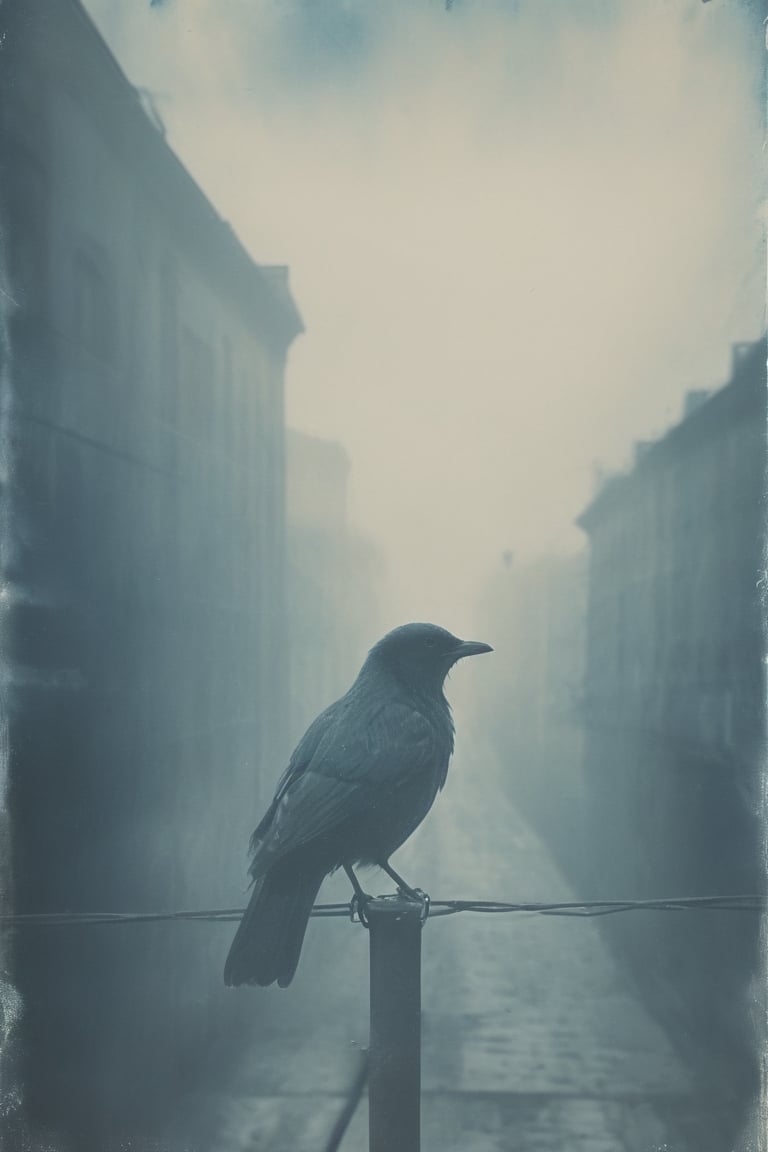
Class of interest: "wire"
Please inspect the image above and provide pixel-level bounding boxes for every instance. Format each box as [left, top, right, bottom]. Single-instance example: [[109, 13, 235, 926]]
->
[[0, 894, 763, 927]]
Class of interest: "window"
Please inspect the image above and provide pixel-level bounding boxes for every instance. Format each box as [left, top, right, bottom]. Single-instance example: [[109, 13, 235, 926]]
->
[[218, 335, 234, 452], [7, 148, 48, 317], [156, 264, 178, 424], [179, 325, 214, 441], [73, 245, 116, 361]]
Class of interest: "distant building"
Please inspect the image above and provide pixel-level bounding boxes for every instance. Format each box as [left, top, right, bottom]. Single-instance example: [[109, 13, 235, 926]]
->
[[577, 338, 766, 1131], [1, 1, 302, 1148], [475, 551, 587, 867], [286, 429, 383, 738]]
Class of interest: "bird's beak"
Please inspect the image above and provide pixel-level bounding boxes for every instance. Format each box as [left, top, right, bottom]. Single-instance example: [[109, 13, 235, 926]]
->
[[450, 639, 494, 660]]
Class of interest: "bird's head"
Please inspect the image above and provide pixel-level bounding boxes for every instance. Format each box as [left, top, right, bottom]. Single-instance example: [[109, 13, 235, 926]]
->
[[367, 622, 493, 694]]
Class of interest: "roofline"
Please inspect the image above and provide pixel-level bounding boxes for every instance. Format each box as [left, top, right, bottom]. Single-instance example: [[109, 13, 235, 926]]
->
[[10, 0, 304, 350], [576, 336, 767, 533]]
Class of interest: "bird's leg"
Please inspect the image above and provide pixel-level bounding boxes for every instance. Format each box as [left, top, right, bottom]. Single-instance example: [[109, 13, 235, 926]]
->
[[378, 860, 431, 923], [344, 863, 371, 928], [378, 859, 421, 898]]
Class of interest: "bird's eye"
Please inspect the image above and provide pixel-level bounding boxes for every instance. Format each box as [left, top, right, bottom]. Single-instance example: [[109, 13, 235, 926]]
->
[[425, 638, 437, 649]]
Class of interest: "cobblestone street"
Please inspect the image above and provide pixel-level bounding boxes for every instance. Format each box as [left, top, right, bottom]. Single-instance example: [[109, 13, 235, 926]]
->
[[212, 731, 737, 1151]]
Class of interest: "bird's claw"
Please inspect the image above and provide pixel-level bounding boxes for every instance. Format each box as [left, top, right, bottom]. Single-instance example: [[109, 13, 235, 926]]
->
[[349, 892, 372, 928], [398, 886, 431, 924]]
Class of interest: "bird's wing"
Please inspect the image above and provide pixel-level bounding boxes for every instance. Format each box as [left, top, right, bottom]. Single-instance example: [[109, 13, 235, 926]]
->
[[248, 700, 342, 857], [249, 699, 436, 875]]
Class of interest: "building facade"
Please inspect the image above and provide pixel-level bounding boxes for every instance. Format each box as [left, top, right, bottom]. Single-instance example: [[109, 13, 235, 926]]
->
[[285, 429, 384, 742], [1, 2, 303, 1147], [577, 339, 766, 1140]]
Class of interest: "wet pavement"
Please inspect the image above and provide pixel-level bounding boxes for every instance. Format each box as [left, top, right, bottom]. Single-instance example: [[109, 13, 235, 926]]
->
[[211, 731, 740, 1151]]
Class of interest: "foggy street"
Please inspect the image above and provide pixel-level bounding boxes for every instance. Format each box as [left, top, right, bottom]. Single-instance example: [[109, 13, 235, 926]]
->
[[211, 725, 723, 1152], [2, 3, 764, 1148]]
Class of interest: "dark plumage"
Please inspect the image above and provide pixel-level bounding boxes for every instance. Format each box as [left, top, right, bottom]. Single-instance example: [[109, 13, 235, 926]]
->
[[223, 622, 493, 988]]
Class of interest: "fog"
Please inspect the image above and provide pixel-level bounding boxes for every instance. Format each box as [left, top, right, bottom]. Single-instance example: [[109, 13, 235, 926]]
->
[[85, 0, 765, 629], [3, 1, 766, 1150]]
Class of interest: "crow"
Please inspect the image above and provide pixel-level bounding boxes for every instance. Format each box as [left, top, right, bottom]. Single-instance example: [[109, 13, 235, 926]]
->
[[223, 622, 492, 988]]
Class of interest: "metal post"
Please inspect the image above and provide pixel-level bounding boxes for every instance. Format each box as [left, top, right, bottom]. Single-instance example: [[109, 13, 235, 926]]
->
[[367, 895, 422, 1152]]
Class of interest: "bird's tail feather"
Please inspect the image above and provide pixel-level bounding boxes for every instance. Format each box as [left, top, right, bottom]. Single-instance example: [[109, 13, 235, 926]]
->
[[223, 862, 323, 988]]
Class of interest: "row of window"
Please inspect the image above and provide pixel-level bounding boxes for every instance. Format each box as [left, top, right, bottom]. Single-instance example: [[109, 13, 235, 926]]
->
[[7, 147, 269, 446], [70, 253, 268, 448]]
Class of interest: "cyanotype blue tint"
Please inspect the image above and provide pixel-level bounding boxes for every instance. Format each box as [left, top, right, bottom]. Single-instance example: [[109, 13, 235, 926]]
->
[[0, 1, 765, 1149]]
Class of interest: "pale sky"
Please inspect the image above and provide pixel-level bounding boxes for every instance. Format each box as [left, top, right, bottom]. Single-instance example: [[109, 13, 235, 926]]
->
[[84, 0, 765, 633]]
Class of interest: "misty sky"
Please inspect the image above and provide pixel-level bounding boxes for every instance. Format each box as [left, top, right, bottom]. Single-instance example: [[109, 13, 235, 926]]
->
[[84, 0, 765, 633]]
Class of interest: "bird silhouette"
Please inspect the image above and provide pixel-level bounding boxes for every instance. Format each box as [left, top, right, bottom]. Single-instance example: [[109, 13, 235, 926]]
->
[[223, 622, 492, 988]]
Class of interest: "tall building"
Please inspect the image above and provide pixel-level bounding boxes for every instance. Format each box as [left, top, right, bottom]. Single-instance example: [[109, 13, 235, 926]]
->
[[0, 2, 303, 1148], [285, 429, 384, 740], [577, 338, 766, 1141]]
